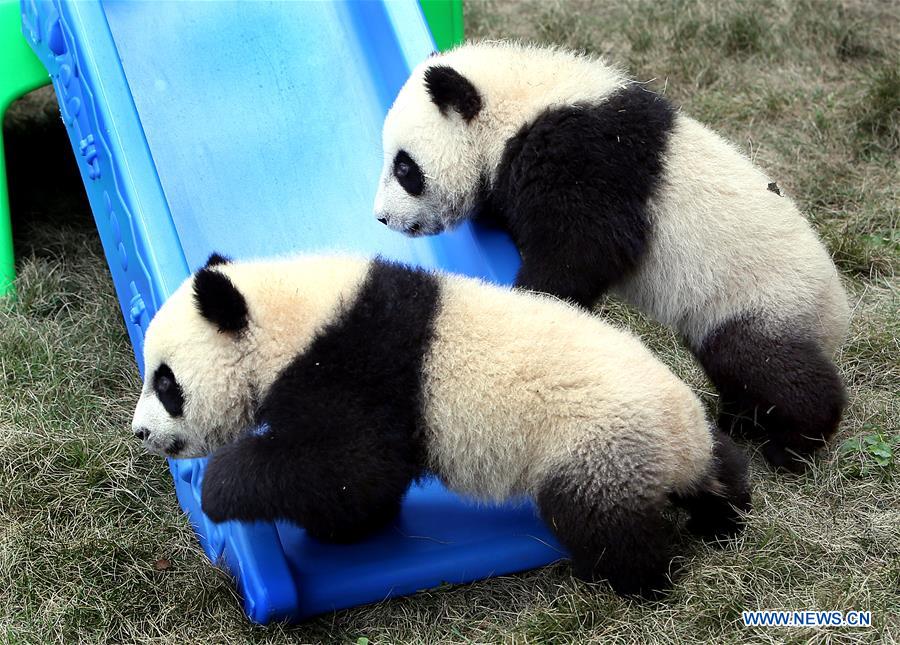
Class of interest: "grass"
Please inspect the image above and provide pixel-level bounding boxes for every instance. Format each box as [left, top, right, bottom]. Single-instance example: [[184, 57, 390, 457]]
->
[[1, 0, 898, 642]]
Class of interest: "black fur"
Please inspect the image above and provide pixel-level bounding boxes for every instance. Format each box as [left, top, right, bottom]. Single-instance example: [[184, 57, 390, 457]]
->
[[201, 259, 440, 542], [152, 363, 184, 417], [204, 252, 231, 268], [193, 267, 249, 333], [696, 315, 846, 472], [424, 65, 482, 122], [394, 150, 425, 196], [535, 445, 675, 599], [488, 85, 675, 308], [166, 437, 185, 456], [537, 429, 750, 598], [671, 428, 751, 540]]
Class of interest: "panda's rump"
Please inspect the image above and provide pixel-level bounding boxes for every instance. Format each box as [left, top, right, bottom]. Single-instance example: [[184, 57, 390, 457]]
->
[[612, 115, 848, 347]]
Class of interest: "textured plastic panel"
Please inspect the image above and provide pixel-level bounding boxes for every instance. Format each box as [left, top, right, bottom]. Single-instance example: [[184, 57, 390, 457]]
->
[[23, 0, 562, 623]]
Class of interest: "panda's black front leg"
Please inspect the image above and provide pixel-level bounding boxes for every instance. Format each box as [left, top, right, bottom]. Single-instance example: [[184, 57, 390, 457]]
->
[[201, 259, 437, 540], [495, 96, 662, 309], [506, 184, 652, 308], [201, 427, 417, 543], [514, 244, 609, 310], [511, 214, 646, 309]]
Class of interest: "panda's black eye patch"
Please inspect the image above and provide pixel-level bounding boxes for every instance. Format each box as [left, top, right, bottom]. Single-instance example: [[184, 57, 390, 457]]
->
[[153, 363, 184, 417], [394, 150, 424, 196]]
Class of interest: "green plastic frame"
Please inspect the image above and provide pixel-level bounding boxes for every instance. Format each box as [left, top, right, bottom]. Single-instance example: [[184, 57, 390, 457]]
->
[[419, 0, 464, 52], [1, 0, 50, 296]]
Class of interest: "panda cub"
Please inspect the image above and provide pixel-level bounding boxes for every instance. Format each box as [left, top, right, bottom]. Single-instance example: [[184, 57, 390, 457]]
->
[[373, 41, 850, 471], [131, 253, 750, 597]]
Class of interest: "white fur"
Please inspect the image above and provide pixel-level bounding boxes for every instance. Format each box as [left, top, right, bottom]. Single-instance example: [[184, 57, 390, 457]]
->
[[132, 256, 369, 457], [376, 42, 627, 234], [615, 116, 850, 348], [376, 41, 849, 351], [133, 255, 713, 505], [424, 273, 712, 501]]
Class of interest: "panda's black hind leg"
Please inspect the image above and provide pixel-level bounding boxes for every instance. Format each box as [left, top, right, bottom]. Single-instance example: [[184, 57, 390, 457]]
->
[[536, 445, 677, 598], [696, 315, 846, 472], [672, 429, 751, 540]]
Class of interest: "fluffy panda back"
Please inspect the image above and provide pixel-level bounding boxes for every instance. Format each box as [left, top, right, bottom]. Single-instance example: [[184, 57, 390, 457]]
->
[[422, 274, 714, 501], [613, 115, 850, 350]]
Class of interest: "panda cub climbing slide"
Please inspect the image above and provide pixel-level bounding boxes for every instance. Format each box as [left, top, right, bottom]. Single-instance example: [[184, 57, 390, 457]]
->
[[131, 254, 750, 597], [374, 41, 850, 471]]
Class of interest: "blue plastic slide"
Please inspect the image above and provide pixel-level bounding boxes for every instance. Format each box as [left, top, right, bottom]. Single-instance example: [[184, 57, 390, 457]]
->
[[22, 0, 563, 623]]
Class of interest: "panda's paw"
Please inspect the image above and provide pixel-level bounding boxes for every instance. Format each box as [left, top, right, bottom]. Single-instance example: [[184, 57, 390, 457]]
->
[[686, 512, 744, 541], [573, 559, 672, 600], [200, 462, 238, 523], [200, 442, 261, 523], [302, 496, 402, 544], [618, 577, 671, 601], [761, 440, 810, 474]]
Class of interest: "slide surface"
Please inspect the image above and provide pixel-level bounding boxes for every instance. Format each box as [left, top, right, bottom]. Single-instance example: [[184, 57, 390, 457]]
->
[[23, 0, 562, 622]]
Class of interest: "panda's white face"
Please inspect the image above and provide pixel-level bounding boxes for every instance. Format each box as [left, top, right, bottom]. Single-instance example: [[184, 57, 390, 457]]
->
[[131, 266, 256, 458], [374, 63, 484, 236], [131, 361, 192, 457], [131, 255, 371, 459], [131, 354, 253, 460]]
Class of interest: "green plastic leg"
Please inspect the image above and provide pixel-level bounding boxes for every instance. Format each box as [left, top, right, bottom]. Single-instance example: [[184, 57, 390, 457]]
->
[[0, 0, 51, 296], [419, 0, 464, 52], [0, 131, 14, 296]]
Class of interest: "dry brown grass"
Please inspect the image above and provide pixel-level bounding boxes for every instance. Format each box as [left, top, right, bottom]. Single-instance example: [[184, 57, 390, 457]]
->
[[1, 0, 897, 642]]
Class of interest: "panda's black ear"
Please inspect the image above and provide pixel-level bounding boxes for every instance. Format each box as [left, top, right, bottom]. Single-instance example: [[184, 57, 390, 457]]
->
[[204, 252, 232, 268], [424, 65, 482, 122], [193, 268, 249, 334]]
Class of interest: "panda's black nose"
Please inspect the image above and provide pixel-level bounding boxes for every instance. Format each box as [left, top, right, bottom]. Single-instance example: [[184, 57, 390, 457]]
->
[[134, 427, 150, 441], [377, 217, 388, 225]]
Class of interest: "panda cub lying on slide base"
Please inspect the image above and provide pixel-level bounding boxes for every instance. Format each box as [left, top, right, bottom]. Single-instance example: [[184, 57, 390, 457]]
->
[[374, 41, 850, 472], [131, 253, 751, 597]]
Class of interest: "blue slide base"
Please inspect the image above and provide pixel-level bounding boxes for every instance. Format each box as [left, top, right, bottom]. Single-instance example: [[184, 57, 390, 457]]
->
[[22, 0, 564, 622]]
